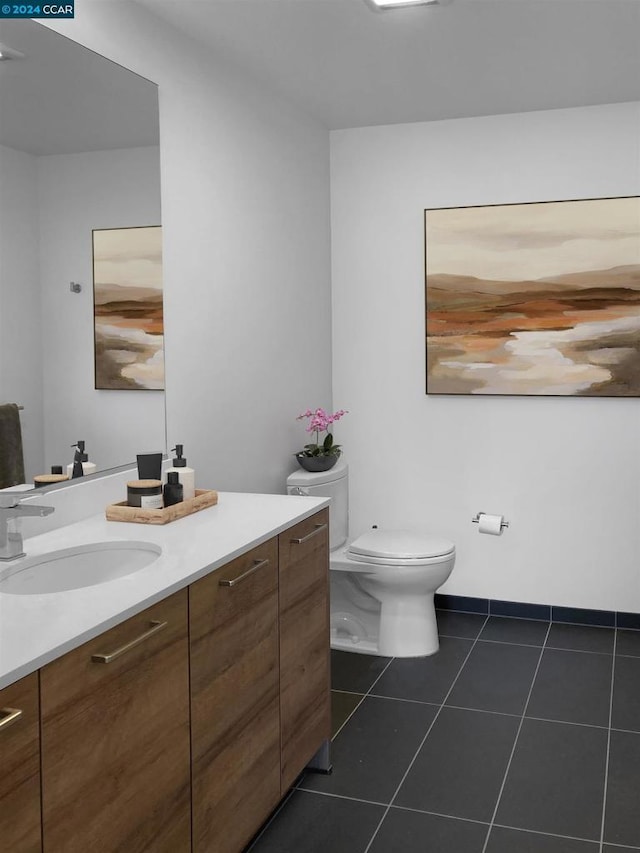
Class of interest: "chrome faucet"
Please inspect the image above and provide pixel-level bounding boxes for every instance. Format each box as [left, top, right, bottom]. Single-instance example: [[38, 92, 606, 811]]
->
[[0, 495, 55, 561]]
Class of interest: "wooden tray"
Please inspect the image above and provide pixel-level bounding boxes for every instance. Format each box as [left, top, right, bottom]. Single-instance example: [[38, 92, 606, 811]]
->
[[106, 489, 218, 525]]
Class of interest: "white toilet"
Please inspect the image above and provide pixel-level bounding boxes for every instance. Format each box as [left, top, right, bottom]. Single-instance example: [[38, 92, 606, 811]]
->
[[286, 459, 456, 658]]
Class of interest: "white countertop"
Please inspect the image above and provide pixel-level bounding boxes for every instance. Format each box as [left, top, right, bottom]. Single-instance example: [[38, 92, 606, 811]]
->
[[0, 491, 329, 690]]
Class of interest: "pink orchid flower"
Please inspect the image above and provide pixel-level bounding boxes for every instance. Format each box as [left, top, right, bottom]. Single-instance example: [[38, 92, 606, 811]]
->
[[296, 407, 349, 457]]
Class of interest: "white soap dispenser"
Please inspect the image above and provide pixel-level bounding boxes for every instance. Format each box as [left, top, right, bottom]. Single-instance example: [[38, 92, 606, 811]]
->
[[166, 444, 195, 500]]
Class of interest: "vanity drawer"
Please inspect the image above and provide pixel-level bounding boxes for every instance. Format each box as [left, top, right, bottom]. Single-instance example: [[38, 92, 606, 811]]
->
[[40, 589, 191, 853], [0, 672, 41, 853]]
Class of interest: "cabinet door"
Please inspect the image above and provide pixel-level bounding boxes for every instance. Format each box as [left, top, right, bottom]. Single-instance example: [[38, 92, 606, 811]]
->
[[40, 590, 190, 853], [0, 672, 41, 853], [279, 508, 331, 791], [190, 538, 280, 853]]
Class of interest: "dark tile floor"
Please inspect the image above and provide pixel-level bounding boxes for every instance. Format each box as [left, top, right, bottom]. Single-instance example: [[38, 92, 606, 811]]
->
[[247, 611, 640, 853]]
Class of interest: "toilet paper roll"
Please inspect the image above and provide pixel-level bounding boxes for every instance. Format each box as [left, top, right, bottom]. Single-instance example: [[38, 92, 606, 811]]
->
[[478, 513, 503, 535]]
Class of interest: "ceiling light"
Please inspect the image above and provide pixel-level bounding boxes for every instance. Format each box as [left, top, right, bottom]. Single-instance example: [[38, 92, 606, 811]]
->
[[366, 0, 451, 9]]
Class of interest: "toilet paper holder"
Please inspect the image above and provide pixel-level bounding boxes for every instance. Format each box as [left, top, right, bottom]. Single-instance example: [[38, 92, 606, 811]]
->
[[472, 512, 509, 530]]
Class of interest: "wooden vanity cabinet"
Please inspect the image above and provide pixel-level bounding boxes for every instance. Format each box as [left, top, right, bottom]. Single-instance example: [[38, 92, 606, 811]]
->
[[190, 537, 280, 853], [2, 509, 330, 853], [278, 508, 331, 791], [0, 672, 41, 853], [39, 590, 191, 853]]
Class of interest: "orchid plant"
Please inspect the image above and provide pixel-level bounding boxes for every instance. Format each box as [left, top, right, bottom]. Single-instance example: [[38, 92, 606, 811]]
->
[[296, 407, 348, 458]]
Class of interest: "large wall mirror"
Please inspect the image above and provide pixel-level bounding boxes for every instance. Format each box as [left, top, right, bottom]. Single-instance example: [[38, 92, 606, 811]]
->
[[0, 19, 164, 491]]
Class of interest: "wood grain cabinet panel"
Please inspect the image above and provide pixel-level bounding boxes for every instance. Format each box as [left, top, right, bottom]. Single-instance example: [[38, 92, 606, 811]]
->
[[0, 672, 41, 853], [278, 509, 331, 792], [40, 590, 191, 853], [190, 537, 280, 853], [3, 512, 331, 853]]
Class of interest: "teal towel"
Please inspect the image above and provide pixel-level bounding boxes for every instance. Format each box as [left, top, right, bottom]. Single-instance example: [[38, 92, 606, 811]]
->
[[0, 403, 25, 488]]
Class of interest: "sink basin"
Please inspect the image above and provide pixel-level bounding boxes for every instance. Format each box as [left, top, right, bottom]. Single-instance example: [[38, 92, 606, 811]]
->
[[0, 541, 162, 594]]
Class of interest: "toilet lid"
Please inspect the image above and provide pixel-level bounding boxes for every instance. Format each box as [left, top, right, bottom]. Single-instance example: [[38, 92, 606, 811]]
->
[[347, 529, 455, 561]]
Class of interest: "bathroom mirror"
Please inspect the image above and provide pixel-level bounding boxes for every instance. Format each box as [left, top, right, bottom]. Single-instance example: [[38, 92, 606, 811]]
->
[[0, 19, 164, 490]]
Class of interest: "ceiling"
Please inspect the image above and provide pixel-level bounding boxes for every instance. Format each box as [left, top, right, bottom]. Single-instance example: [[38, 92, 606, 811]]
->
[[0, 19, 159, 156], [136, 0, 640, 129]]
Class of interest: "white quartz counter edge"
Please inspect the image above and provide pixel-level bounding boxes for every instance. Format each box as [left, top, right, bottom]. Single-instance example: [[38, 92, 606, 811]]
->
[[0, 491, 329, 690]]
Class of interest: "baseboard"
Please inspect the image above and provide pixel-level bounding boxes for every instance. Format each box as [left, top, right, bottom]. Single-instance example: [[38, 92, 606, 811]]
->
[[434, 593, 640, 629]]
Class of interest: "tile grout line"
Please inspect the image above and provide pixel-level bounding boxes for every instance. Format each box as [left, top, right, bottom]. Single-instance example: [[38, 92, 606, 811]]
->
[[330, 656, 397, 743], [599, 627, 618, 853], [364, 693, 611, 731], [365, 656, 397, 696], [361, 614, 492, 853], [367, 693, 519, 716], [479, 620, 554, 853], [492, 821, 605, 846], [441, 633, 543, 649], [524, 714, 607, 732], [327, 694, 366, 745], [331, 688, 372, 697], [442, 632, 615, 655], [541, 646, 613, 657], [287, 787, 389, 808], [440, 622, 616, 657], [389, 804, 489, 827]]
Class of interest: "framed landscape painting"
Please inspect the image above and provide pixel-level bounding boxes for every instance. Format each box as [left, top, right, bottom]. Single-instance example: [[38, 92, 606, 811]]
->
[[93, 226, 164, 390], [425, 197, 640, 396]]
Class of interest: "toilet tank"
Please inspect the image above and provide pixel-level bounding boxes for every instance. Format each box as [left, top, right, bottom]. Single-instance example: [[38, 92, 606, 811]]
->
[[286, 458, 348, 550]]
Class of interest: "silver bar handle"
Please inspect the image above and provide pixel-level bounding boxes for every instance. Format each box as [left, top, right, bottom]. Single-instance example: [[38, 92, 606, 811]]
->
[[290, 523, 328, 545], [91, 620, 167, 664], [219, 558, 270, 588], [0, 707, 22, 731]]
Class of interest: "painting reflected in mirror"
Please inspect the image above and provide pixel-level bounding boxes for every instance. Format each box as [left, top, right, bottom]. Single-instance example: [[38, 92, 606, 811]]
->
[[93, 226, 164, 391]]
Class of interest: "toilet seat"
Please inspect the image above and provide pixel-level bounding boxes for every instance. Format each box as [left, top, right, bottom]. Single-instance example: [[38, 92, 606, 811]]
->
[[346, 529, 455, 567]]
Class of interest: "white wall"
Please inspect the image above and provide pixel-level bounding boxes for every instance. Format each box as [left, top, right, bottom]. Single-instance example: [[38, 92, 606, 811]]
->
[[331, 102, 640, 612], [37, 146, 164, 472], [46, 2, 332, 495], [0, 144, 44, 481]]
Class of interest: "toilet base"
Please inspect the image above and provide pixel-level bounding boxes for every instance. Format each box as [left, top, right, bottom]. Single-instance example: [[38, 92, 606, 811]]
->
[[330, 631, 439, 658], [330, 563, 448, 658], [330, 635, 380, 656], [329, 594, 441, 658], [377, 593, 440, 657]]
